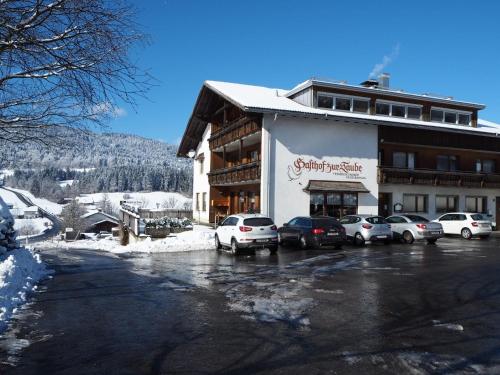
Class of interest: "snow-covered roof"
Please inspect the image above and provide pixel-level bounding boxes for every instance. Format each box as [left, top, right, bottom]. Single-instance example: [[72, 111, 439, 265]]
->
[[81, 210, 119, 222], [23, 206, 39, 212], [204, 80, 500, 137], [283, 78, 485, 109]]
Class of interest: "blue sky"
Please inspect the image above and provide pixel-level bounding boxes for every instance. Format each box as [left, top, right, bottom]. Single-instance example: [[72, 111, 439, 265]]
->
[[108, 0, 500, 143]]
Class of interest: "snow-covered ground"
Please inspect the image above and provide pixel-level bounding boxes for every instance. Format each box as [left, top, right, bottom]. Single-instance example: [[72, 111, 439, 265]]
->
[[7, 188, 63, 215], [0, 188, 28, 215], [0, 196, 51, 332], [76, 191, 192, 211], [38, 225, 214, 254], [14, 218, 52, 239], [0, 248, 51, 332]]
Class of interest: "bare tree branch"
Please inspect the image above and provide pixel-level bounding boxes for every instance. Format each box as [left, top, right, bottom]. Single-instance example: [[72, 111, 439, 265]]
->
[[0, 0, 152, 146]]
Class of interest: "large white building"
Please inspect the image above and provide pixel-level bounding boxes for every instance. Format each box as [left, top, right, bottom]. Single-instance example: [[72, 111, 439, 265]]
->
[[178, 75, 500, 227]]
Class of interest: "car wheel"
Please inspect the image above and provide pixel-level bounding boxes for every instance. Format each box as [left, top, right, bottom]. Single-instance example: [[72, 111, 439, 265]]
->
[[426, 239, 437, 244], [230, 238, 240, 255], [461, 228, 472, 240], [403, 231, 414, 244], [354, 232, 365, 246], [215, 234, 222, 250], [299, 235, 308, 250], [268, 245, 278, 254]]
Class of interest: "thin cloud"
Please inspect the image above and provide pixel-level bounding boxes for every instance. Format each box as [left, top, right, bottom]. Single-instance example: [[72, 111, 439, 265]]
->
[[369, 44, 400, 79]]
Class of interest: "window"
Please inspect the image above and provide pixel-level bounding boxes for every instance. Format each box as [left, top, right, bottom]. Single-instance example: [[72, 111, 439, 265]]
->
[[353, 99, 369, 113], [376, 101, 423, 119], [376, 102, 390, 115], [466, 196, 487, 213], [335, 97, 351, 111], [386, 216, 408, 224], [431, 109, 444, 122], [318, 95, 333, 109], [249, 150, 259, 162], [407, 106, 422, 119], [436, 155, 457, 171], [202, 192, 207, 211], [405, 215, 429, 223], [476, 159, 495, 173], [310, 193, 324, 216], [458, 113, 471, 125], [444, 112, 457, 124], [471, 213, 485, 221], [403, 194, 428, 213], [366, 216, 387, 224], [317, 93, 369, 113], [243, 217, 274, 226], [195, 193, 200, 211], [297, 218, 312, 227], [431, 107, 472, 126], [199, 158, 204, 174], [436, 195, 458, 213], [391, 104, 405, 117], [393, 152, 415, 169], [310, 192, 358, 217]]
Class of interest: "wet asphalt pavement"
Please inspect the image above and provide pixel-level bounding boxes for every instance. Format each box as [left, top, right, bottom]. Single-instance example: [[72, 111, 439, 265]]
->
[[2, 237, 500, 374]]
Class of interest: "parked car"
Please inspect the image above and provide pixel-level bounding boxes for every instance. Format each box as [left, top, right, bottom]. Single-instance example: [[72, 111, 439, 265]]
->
[[277, 216, 346, 250], [215, 214, 278, 254], [432, 212, 492, 239], [339, 214, 392, 246], [386, 214, 443, 244]]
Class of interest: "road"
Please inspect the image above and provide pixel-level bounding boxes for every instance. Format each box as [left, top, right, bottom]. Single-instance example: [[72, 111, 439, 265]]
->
[[1, 237, 500, 374], [0, 187, 61, 242]]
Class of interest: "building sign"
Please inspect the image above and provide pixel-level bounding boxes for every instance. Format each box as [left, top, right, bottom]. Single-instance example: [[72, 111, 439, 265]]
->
[[287, 157, 366, 181]]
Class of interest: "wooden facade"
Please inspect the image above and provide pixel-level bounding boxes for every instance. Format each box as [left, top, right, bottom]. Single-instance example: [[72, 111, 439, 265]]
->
[[378, 126, 500, 188]]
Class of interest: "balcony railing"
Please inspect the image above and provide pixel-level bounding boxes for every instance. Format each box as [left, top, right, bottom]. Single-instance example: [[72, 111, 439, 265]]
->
[[208, 161, 261, 186], [378, 166, 500, 188], [209, 116, 261, 150]]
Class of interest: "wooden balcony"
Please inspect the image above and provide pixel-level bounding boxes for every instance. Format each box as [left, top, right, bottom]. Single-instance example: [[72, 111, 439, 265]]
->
[[208, 161, 261, 186], [209, 116, 261, 150], [378, 166, 500, 188]]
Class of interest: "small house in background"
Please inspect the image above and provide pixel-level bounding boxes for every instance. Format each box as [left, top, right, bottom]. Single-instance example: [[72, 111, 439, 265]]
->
[[81, 210, 119, 233], [23, 206, 40, 219]]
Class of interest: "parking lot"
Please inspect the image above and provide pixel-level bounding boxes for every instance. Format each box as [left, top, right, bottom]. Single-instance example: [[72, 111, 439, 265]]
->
[[2, 236, 500, 374]]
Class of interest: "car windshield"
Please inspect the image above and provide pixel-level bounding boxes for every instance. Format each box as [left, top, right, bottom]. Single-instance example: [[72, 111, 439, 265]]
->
[[406, 215, 429, 223], [366, 216, 387, 224], [243, 217, 274, 226], [313, 218, 339, 228], [471, 214, 485, 220]]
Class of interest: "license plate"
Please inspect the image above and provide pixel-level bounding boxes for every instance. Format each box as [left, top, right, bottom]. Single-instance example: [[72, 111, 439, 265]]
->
[[327, 232, 338, 236], [431, 231, 441, 235], [377, 235, 387, 239], [256, 239, 268, 243], [481, 224, 490, 227]]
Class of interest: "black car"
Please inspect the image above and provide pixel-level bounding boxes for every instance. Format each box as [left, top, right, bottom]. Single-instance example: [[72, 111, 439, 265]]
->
[[278, 216, 346, 249]]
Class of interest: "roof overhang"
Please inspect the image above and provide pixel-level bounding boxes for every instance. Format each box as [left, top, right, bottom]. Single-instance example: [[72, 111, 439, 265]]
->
[[304, 180, 370, 193]]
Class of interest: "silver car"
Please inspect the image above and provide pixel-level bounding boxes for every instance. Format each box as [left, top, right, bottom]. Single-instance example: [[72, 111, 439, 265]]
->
[[339, 215, 392, 246], [386, 214, 443, 244]]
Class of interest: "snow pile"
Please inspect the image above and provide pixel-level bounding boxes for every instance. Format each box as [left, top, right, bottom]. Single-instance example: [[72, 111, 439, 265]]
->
[[0, 196, 50, 332], [39, 226, 215, 254], [128, 229, 214, 253], [0, 248, 50, 331]]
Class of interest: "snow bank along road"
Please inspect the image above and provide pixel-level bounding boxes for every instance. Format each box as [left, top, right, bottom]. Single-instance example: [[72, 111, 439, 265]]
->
[[2, 237, 500, 374], [0, 188, 61, 242]]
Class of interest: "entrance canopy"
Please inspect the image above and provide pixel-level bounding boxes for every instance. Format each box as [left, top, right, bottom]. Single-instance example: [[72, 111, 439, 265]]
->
[[304, 180, 369, 193]]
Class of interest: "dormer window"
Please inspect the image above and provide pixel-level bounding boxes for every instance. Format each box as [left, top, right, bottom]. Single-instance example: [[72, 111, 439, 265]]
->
[[431, 107, 471, 126], [317, 93, 369, 114], [376, 100, 422, 119]]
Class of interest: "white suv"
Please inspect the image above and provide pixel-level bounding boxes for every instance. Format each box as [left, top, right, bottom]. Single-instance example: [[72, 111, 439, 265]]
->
[[215, 214, 278, 254], [433, 212, 492, 239]]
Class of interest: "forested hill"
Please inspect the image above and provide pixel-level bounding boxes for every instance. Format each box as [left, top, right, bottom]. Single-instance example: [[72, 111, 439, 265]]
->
[[0, 129, 193, 199], [0, 130, 190, 170]]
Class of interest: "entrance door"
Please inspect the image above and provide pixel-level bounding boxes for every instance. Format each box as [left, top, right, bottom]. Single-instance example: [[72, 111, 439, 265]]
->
[[378, 193, 392, 217]]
